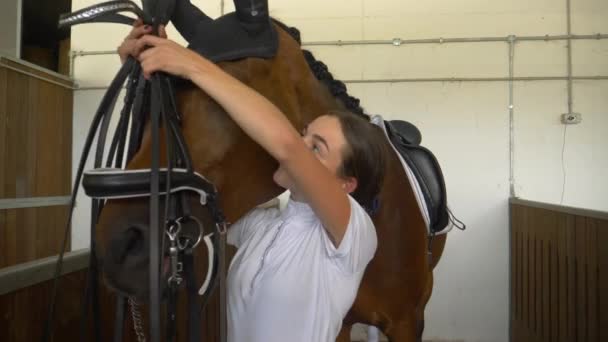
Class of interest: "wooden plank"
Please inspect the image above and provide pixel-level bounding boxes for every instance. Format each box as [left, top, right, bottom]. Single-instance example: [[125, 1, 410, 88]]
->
[[0, 56, 74, 87], [4, 69, 29, 199], [0, 65, 73, 268], [598, 220, 608, 342], [511, 203, 607, 342], [510, 204, 517, 342], [511, 203, 521, 342], [0, 206, 70, 268], [534, 209, 542, 338], [586, 218, 598, 342], [521, 206, 530, 337], [59, 87, 73, 195], [557, 212, 568, 342], [510, 198, 608, 222], [0, 270, 90, 341], [510, 204, 517, 329], [575, 216, 588, 342], [566, 214, 576, 342], [549, 212, 559, 342], [23, 207, 37, 262], [25, 76, 37, 198], [2, 209, 18, 268], [0, 67, 7, 199], [542, 211, 551, 341]]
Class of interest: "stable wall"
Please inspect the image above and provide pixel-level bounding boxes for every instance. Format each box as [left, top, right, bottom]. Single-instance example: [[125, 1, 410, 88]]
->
[[69, 1, 608, 341], [0, 0, 21, 58]]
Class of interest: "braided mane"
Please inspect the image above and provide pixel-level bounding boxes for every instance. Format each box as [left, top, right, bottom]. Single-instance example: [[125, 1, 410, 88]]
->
[[272, 20, 369, 119]]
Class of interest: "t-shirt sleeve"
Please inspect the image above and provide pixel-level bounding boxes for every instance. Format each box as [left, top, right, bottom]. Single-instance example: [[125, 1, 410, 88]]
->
[[322, 196, 378, 274], [227, 207, 273, 248]]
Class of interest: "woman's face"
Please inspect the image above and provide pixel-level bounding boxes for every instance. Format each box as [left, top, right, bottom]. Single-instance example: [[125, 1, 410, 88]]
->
[[273, 115, 351, 193]]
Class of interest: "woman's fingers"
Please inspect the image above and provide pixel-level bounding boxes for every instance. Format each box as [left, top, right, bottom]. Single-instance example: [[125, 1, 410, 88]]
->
[[134, 35, 166, 53], [127, 24, 152, 40]]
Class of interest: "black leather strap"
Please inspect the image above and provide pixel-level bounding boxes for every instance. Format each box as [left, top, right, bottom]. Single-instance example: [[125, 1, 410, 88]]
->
[[58, 1, 149, 28], [113, 296, 126, 342], [184, 253, 201, 342], [50, 2, 227, 342], [43, 58, 136, 342]]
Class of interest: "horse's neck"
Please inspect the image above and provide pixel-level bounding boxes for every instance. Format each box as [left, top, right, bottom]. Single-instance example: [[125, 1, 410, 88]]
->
[[294, 76, 345, 126]]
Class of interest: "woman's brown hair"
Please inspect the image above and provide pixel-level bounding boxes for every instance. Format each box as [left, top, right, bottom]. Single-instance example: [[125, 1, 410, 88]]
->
[[326, 110, 387, 214]]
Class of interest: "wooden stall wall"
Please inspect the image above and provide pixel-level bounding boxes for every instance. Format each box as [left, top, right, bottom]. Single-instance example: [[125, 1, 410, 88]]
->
[[0, 250, 230, 342], [510, 199, 608, 342], [0, 56, 73, 268]]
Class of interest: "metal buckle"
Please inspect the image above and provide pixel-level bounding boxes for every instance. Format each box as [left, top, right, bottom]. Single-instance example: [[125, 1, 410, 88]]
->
[[175, 215, 203, 250], [216, 221, 227, 235]]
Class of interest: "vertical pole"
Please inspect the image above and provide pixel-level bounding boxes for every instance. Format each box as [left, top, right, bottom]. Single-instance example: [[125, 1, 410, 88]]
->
[[566, 0, 573, 114], [508, 35, 516, 198]]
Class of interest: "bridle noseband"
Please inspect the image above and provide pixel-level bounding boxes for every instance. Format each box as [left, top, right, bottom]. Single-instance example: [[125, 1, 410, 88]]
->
[[44, 1, 228, 342]]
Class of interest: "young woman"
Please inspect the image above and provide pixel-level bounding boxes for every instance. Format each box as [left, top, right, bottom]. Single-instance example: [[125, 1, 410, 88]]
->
[[118, 13, 386, 342]]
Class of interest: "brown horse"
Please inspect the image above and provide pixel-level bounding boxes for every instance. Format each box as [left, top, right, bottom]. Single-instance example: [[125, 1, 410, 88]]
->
[[95, 21, 447, 341]]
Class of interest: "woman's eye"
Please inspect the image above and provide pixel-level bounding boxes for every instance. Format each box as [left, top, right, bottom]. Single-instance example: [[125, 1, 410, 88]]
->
[[312, 145, 320, 153]]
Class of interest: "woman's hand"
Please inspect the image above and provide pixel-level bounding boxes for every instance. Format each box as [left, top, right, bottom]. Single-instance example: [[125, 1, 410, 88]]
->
[[135, 32, 207, 80], [117, 19, 154, 63]]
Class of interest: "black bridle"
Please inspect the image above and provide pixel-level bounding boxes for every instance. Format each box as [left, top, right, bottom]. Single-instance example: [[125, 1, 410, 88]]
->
[[43, 1, 228, 342]]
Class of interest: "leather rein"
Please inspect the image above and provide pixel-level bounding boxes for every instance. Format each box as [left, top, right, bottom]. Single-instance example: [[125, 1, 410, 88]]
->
[[43, 1, 228, 342]]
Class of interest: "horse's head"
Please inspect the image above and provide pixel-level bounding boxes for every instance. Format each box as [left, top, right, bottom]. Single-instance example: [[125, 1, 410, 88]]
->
[[94, 24, 350, 298]]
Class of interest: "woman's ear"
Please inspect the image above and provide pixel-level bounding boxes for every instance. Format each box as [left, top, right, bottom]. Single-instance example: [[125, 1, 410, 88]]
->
[[342, 177, 358, 194]]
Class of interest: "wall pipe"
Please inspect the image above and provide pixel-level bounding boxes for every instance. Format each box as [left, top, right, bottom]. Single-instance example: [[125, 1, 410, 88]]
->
[[302, 33, 608, 47], [341, 75, 608, 84], [566, 0, 574, 114], [74, 75, 608, 90], [68, 31, 608, 86], [69, 31, 608, 87], [508, 35, 516, 198], [68, 33, 608, 60]]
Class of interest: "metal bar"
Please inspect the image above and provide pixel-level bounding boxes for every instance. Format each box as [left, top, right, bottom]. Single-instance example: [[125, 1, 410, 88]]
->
[[506, 36, 515, 342], [0, 62, 76, 90], [510, 198, 608, 221], [73, 50, 117, 57], [342, 76, 608, 83], [303, 33, 608, 47], [0, 249, 90, 296], [0, 196, 72, 210], [16, 0, 23, 59], [508, 36, 516, 198], [566, 0, 574, 114], [77, 75, 608, 90], [69, 33, 608, 59]]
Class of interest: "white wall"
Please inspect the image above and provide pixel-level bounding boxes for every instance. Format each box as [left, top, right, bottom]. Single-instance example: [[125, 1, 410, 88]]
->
[[70, 1, 608, 341], [0, 0, 21, 58]]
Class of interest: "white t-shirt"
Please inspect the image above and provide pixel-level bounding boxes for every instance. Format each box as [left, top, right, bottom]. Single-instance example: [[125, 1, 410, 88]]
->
[[227, 195, 377, 342]]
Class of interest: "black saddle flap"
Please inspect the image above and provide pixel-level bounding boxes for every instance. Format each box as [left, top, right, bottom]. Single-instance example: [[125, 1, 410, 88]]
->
[[385, 120, 449, 234], [187, 12, 278, 62]]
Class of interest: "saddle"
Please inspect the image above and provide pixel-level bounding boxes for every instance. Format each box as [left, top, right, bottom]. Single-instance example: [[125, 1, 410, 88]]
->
[[185, 12, 278, 62], [373, 116, 454, 235]]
